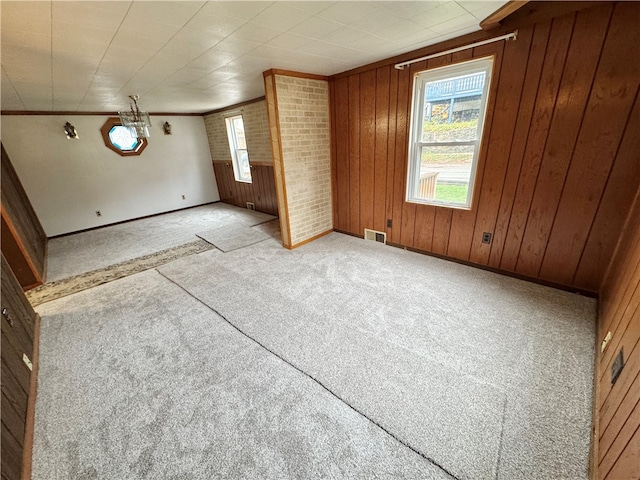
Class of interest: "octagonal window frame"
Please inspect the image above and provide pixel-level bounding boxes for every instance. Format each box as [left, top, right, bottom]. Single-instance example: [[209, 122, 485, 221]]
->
[[100, 117, 148, 156]]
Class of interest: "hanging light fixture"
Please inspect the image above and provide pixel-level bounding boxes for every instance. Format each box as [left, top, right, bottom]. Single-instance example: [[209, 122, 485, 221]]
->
[[118, 94, 151, 139]]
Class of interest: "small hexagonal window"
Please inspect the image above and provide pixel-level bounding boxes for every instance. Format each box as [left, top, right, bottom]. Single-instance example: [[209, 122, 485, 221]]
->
[[108, 126, 139, 151], [100, 117, 147, 156]]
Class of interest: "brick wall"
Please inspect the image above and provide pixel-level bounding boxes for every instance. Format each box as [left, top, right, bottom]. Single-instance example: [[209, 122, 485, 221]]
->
[[203, 100, 271, 163], [271, 74, 333, 247]]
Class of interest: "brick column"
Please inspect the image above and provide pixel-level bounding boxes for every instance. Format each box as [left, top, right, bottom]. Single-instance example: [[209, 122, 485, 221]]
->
[[263, 69, 333, 249]]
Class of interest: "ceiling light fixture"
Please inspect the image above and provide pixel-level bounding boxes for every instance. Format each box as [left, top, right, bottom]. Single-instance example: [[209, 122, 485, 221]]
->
[[118, 95, 151, 139], [64, 121, 79, 139]]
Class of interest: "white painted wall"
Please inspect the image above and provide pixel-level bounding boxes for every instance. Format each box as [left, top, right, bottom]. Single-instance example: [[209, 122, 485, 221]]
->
[[1, 115, 220, 236]]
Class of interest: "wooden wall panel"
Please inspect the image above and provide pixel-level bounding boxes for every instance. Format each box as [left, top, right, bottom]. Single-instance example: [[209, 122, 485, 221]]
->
[[359, 70, 376, 234], [540, 3, 639, 285], [373, 67, 390, 233], [1, 145, 47, 288], [334, 77, 350, 232], [489, 21, 552, 269], [329, 2, 639, 293], [1, 253, 37, 480], [597, 187, 640, 480], [211, 162, 278, 217], [348, 75, 361, 235]]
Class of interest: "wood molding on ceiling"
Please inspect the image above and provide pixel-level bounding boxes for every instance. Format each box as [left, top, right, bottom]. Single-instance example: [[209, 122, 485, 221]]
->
[[480, 0, 530, 30], [263, 69, 329, 82], [202, 96, 266, 116], [0, 111, 204, 116]]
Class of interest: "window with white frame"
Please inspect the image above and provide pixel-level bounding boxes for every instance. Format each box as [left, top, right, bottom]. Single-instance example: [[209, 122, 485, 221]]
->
[[406, 57, 493, 209], [225, 115, 252, 183]]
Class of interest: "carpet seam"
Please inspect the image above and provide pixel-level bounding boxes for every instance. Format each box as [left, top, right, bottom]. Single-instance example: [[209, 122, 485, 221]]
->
[[493, 397, 508, 480], [157, 269, 461, 480]]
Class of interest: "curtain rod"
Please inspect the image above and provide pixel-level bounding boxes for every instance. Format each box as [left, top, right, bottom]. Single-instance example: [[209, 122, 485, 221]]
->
[[394, 31, 517, 70]]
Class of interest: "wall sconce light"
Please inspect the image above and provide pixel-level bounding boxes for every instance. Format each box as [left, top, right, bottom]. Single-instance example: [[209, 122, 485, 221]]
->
[[163, 121, 172, 135], [64, 121, 79, 139]]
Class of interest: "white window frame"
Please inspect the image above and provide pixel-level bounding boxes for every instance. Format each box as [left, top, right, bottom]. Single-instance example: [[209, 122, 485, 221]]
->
[[224, 114, 252, 183], [406, 57, 494, 209]]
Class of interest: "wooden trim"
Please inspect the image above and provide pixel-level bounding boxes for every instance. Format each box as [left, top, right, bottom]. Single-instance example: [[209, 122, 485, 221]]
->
[[590, 326, 600, 480], [211, 160, 272, 167], [263, 72, 293, 248], [0, 210, 42, 288], [20, 314, 40, 480], [1, 111, 202, 116], [287, 229, 334, 250], [48, 201, 218, 239], [263, 69, 329, 81], [480, 1, 530, 30], [99, 117, 148, 157], [201, 97, 266, 116]]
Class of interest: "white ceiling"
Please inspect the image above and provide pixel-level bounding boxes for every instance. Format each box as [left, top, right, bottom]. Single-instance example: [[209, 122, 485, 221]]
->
[[0, 1, 507, 113]]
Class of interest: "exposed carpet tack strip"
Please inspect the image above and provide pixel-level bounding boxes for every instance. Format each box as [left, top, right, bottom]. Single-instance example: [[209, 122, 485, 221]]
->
[[157, 271, 461, 480], [27, 240, 213, 306]]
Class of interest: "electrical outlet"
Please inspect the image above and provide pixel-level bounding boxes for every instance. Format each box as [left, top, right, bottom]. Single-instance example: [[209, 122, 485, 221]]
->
[[181, 195, 186, 200], [95, 210, 102, 217], [611, 348, 624, 385], [387, 219, 393, 228], [482, 232, 492, 244]]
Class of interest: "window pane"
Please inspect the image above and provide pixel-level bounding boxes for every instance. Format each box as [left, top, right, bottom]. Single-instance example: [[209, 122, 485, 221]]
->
[[417, 144, 476, 204], [108, 126, 138, 150], [233, 117, 247, 149], [422, 72, 485, 142], [237, 149, 251, 181]]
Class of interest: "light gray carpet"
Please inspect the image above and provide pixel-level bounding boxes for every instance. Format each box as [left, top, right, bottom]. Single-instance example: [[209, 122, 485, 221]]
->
[[197, 224, 270, 252], [157, 233, 596, 480], [45, 203, 277, 282], [33, 270, 450, 480], [32, 232, 596, 480], [27, 240, 214, 306]]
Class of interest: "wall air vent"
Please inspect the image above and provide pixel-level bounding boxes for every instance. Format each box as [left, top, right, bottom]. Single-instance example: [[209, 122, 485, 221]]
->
[[364, 228, 386, 244]]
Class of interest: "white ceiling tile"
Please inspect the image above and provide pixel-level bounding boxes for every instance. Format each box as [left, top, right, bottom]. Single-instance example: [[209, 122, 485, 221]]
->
[[348, 7, 406, 33], [375, 20, 428, 42], [318, 2, 382, 25], [429, 13, 478, 34], [251, 4, 314, 31], [228, 22, 281, 44], [1, 30, 50, 51], [207, 37, 261, 57], [1, 1, 51, 33], [180, 12, 246, 38], [267, 32, 315, 51], [413, 1, 469, 28], [186, 50, 238, 72], [386, 1, 448, 18], [200, 1, 272, 21], [0, 0, 508, 112], [321, 26, 371, 45], [126, 1, 207, 27], [285, 1, 335, 15], [457, 1, 504, 13], [289, 16, 343, 40]]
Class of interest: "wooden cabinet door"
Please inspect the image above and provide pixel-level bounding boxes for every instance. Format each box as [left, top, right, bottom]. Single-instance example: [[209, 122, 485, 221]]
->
[[1, 253, 36, 480]]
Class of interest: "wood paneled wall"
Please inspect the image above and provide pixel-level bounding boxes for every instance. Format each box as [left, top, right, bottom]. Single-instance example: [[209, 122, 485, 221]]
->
[[212, 162, 278, 216], [330, 2, 640, 293], [1, 253, 38, 479], [0, 144, 47, 289], [596, 189, 640, 480]]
